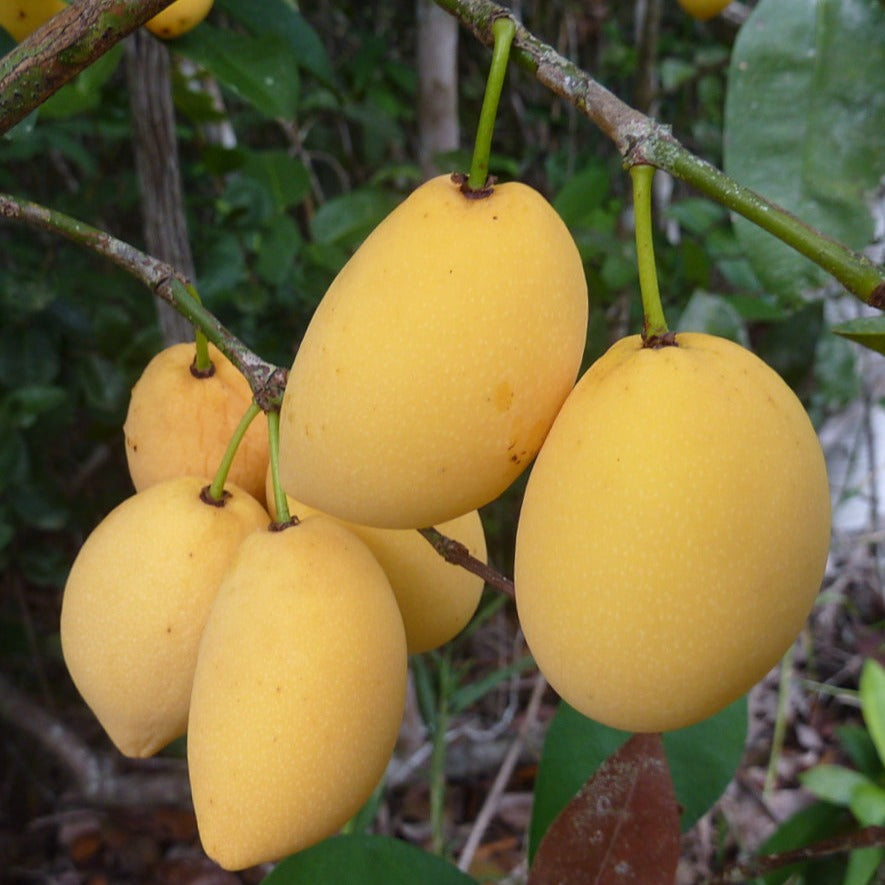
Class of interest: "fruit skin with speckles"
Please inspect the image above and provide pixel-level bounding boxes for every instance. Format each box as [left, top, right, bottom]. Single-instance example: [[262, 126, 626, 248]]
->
[[60, 476, 269, 758], [676, 0, 731, 21], [265, 472, 487, 654], [278, 173, 588, 530], [123, 342, 269, 505], [145, 0, 213, 39], [187, 516, 408, 871], [0, 0, 65, 42], [515, 332, 831, 733]]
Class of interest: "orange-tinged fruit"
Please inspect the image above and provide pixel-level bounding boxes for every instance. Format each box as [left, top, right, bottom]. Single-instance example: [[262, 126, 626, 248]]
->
[[124, 342, 269, 504], [60, 476, 269, 757], [265, 471, 487, 654], [676, 0, 731, 21], [0, 0, 66, 42], [145, 0, 213, 39], [187, 517, 408, 870], [278, 173, 588, 529], [515, 333, 831, 733]]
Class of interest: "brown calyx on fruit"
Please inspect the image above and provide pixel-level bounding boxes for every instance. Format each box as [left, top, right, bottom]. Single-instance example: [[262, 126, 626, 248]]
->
[[451, 171, 496, 200], [641, 330, 678, 350], [269, 516, 301, 532], [199, 486, 231, 508], [190, 358, 216, 379]]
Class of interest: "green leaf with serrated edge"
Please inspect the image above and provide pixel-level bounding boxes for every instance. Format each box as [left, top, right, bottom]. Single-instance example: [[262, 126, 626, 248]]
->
[[527, 696, 747, 862], [859, 659, 885, 767], [215, 0, 336, 88], [833, 317, 885, 358], [723, 0, 885, 301], [172, 25, 299, 120], [799, 764, 873, 808], [261, 834, 478, 885]]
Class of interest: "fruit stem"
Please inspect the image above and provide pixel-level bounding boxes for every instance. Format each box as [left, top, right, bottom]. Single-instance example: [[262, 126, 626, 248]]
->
[[630, 164, 670, 345], [265, 409, 292, 524], [466, 16, 516, 191], [207, 401, 262, 503], [185, 283, 212, 374], [429, 652, 453, 855]]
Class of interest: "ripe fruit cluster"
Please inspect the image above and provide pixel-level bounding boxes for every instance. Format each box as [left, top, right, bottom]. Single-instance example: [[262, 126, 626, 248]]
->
[[60, 171, 831, 870], [61, 331, 488, 870]]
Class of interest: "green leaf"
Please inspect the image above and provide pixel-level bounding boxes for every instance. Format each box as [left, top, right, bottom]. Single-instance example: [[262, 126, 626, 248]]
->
[[859, 658, 885, 767], [837, 725, 883, 779], [799, 764, 873, 807], [310, 189, 400, 249], [256, 214, 302, 287], [677, 290, 750, 344], [833, 316, 885, 357], [3, 385, 67, 429], [215, 0, 337, 88], [528, 696, 748, 861], [173, 24, 300, 120], [552, 163, 611, 228], [724, 0, 885, 301], [261, 834, 478, 884], [753, 801, 849, 885], [241, 151, 311, 214], [850, 782, 885, 827], [845, 845, 885, 885]]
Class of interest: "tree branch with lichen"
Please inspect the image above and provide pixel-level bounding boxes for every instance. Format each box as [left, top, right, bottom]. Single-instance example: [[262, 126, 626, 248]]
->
[[0, 192, 285, 407], [431, 0, 884, 307], [0, 0, 178, 136]]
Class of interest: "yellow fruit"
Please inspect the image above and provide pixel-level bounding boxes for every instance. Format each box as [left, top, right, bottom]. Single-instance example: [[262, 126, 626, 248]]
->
[[278, 173, 588, 529], [514, 333, 831, 733], [187, 517, 408, 870], [145, 0, 213, 39], [676, 0, 731, 21], [0, 0, 66, 42], [60, 476, 269, 757], [265, 470, 487, 654], [123, 342, 269, 504]]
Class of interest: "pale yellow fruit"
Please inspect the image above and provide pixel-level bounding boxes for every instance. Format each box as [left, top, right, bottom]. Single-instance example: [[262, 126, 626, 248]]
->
[[124, 342, 269, 504], [265, 469, 487, 654], [278, 173, 588, 529], [676, 0, 731, 20], [515, 333, 831, 734], [0, 0, 65, 42], [60, 476, 269, 757], [187, 517, 408, 871], [145, 0, 213, 39]]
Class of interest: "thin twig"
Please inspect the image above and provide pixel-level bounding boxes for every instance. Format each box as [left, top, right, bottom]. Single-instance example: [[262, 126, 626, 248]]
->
[[711, 826, 885, 883], [419, 527, 515, 598], [457, 671, 547, 872]]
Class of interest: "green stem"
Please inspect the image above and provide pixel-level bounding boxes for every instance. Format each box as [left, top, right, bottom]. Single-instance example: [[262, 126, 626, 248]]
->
[[0, 192, 284, 402], [184, 283, 212, 373], [764, 642, 795, 797], [467, 16, 515, 190], [651, 140, 885, 308], [265, 410, 292, 524], [433, 0, 884, 307], [630, 164, 669, 343], [429, 653, 452, 856], [207, 401, 262, 502]]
